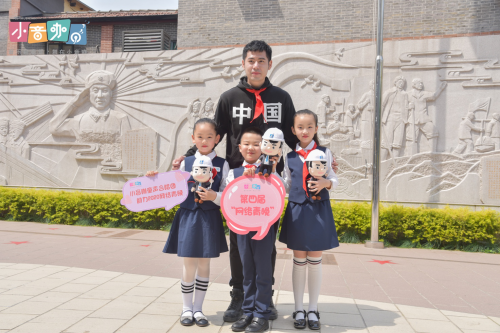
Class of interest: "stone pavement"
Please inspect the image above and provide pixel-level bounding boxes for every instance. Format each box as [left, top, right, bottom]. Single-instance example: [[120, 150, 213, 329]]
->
[[0, 221, 499, 332]]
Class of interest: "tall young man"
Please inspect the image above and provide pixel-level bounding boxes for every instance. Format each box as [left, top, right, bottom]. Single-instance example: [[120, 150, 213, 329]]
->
[[173, 40, 297, 322]]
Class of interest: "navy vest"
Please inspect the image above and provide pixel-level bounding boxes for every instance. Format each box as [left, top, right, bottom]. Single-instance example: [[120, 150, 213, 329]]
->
[[287, 146, 329, 204], [233, 166, 245, 179], [180, 155, 225, 211]]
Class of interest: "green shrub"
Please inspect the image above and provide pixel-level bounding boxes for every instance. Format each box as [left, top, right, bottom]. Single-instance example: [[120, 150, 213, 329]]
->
[[0, 187, 499, 252]]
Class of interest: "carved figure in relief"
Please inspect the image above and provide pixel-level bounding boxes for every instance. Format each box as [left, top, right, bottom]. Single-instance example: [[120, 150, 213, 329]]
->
[[316, 94, 333, 129], [344, 104, 360, 138], [49, 70, 131, 162], [406, 79, 447, 153], [5, 119, 29, 158], [186, 99, 202, 133], [201, 98, 215, 119], [0, 117, 8, 145], [326, 112, 348, 135], [357, 80, 374, 143], [381, 76, 409, 159], [484, 113, 500, 150], [452, 112, 483, 154]]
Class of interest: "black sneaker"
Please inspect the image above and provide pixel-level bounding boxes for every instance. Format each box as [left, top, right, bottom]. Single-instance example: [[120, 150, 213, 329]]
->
[[268, 290, 278, 320], [224, 288, 244, 322]]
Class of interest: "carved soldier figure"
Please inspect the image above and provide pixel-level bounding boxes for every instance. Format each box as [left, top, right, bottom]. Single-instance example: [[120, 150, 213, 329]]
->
[[357, 80, 374, 143], [453, 112, 483, 154], [0, 118, 8, 145], [485, 113, 500, 150], [381, 76, 409, 159], [406, 79, 447, 153], [49, 70, 131, 162], [344, 104, 360, 138], [5, 119, 29, 158]]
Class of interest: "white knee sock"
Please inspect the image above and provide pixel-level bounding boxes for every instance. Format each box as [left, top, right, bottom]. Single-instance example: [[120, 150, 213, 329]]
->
[[181, 279, 194, 316], [193, 258, 210, 319], [307, 256, 322, 321], [181, 258, 198, 316], [193, 275, 209, 318], [292, 257, 307, 320]]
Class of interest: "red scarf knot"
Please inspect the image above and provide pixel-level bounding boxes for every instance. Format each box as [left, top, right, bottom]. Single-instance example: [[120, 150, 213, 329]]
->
[[246, 88, 267, 123], [295, 142, 318, 197]]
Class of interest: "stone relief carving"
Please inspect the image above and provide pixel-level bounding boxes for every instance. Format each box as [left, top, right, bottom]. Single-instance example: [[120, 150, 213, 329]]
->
[[381, 76, 409, 160], [406, 79, 447, 154], [0, 40, 499, 203]]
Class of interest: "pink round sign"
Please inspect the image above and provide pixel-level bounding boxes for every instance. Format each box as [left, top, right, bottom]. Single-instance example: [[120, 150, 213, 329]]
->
[[221, 174, 285, 240]]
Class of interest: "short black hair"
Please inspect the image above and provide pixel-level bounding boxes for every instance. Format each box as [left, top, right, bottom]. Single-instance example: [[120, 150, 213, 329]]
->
[[193, 118, 217, 134], [240, 126, 264, 140], [242, 40, 272, 61]]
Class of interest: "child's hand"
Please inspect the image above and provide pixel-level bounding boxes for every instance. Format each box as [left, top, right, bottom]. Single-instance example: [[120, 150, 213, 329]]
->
[[308, 178, 332, 193], [270, 156, 280, 173], [197, 187, 217, 201], [145, 170, 158, 177], [243, 166, 256, 177]]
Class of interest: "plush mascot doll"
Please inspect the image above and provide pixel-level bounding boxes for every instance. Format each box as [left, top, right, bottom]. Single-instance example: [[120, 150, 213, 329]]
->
[[258, 128, 284, 177], [305, 149, 328, 200], [190, 156, 216, 204]]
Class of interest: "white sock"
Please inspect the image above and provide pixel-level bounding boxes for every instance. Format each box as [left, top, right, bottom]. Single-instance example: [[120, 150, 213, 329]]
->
[[292, 257, 307, 320], [307, 256, 322, 321], [181, 280, 194, 316], [193, 275, 209, 315]]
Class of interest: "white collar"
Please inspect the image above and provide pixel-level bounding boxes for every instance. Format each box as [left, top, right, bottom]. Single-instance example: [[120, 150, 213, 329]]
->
[[243, 160, 261, 167], [296, 141, 316, 152], [195, 150, 216, 160]]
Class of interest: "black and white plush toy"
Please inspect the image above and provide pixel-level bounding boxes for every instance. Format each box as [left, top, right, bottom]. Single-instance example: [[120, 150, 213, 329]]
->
[[258, 128, 284, 177], [305, 149, 328, 200], [190, 156, 216, 204]]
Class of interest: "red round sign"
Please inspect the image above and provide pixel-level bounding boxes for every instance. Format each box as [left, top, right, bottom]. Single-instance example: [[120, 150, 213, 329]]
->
[[221, 174, 286, 240]]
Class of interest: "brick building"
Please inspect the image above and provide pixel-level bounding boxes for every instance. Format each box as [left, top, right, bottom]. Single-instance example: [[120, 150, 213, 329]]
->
[[177, 0, 500, 48], [5, 0, 177, 55]]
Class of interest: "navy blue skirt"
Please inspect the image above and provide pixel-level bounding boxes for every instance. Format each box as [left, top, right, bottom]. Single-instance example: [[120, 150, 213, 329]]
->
[[163, 208, 228, 258], [279, 200, 339, 251]]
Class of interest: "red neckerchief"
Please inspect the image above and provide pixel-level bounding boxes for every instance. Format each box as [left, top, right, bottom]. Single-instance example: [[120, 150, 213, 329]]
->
[[295, 142, 318, 196], [246, 88, 267, 123], [244, 164, 256, 169]]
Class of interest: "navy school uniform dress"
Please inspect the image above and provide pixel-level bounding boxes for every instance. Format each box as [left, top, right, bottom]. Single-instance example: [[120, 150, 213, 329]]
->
[[233, 166, 277, 320], [279, 146, 339, 251], [163, 155, 229, 258]]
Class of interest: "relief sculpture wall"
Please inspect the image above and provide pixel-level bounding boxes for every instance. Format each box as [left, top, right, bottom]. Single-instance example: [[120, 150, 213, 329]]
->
[[1, 36, 500, 206]]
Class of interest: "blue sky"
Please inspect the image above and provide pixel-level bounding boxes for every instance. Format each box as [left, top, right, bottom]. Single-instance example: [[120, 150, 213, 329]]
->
[[82, 0, 178, 11]]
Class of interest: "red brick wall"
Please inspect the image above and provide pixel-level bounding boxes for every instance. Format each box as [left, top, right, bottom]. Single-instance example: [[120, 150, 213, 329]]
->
[[6, 0, 20, 55], [100, 24, 113, 53]]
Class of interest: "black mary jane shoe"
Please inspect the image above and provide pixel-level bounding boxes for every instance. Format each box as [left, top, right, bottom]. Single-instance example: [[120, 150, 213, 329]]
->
[[307, 311, 321, 330], [231, 315, 253, 332], [245, 317, 269, 332], [292, 310, 306, 329], [180, 311, 194, 326], [193, 311, 209, 327]]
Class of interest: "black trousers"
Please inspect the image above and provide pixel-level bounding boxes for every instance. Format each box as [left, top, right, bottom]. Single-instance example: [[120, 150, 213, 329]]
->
[[229, 221, 279, 290]]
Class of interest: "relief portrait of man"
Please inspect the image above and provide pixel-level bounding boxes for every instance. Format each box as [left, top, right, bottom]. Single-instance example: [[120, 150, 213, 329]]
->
[[49, 70, 131, 162]]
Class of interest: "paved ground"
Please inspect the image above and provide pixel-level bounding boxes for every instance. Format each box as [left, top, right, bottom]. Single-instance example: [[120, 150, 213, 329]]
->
[[1, 221, 500, 332]]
